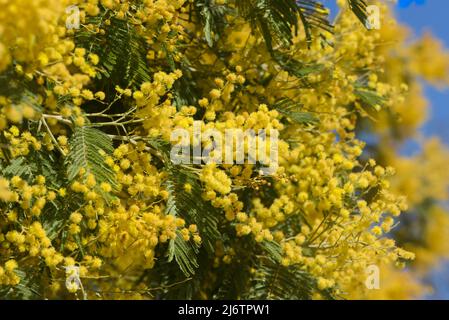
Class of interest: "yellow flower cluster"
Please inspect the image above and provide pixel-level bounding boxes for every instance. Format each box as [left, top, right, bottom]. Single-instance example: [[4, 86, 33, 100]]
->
[[0, 0, 70, 72], [0, 0, 448, 300], [390, 139, 449, 206]]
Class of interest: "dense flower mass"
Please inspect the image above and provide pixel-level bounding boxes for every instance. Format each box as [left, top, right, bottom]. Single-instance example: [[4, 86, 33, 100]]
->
[[1, 0, 449, 300]]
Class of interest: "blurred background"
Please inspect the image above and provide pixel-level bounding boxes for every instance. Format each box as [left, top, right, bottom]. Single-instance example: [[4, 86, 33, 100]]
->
[[393, 0, 449, 300], [324, 0, 449, 299]]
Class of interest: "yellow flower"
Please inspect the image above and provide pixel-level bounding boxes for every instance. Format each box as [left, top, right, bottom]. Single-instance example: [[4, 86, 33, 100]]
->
[[5, 260, 18, 273], [100, 182, 112, 193]]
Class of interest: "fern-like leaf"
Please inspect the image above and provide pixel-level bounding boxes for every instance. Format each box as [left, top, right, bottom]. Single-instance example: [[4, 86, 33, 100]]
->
[[0, 268, 43, 300], [297, 0, 333, 45], [66, 127, 116, 187], [164, 165, 223, 276], [168, 230, 200, 277], [273, 98, 317, 124], [165, 166, 222, 253], [355, 88, 386, 109], [195, 0, 231, 47], [347, 0, 369, 26], [247, 260, 316, 299], [2, 157, 36, 181], [75, 16, 151, 89], [237, 0, 299, 52]]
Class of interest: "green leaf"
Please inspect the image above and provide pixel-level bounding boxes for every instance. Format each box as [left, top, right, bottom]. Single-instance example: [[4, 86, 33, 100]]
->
[[236, 0, 333, 51], [165, 166, 222, 254], [355, 87, 385, 109], [75, 16, 151, 89], [203, 8, 214, 47], [273, 98, 317, 124], [1, 148, 63, 188], [273, 50, 324, 78], [2, 157, 36, 180], [168, 230, 200, 277], [260, 240, 283, 263], [41, 192, 84, 241], [65, 127, 116, 187], [347, 0, 369, 27], [162, 46, 200, 109], [238, 0, 299, 52], [195, 1, 233, 47], [164, 165, 223, 276], [0, 268, 42, 299], [0, 66, 43, 112], [297, 0, 333, 45], [246, 259, 316, 300]]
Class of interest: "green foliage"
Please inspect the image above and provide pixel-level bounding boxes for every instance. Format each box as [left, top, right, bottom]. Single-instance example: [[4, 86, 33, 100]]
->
[[195, 0, 231, 47], [42, 192, 86, 243], [193, 0, 369, 52], [246, 240, 331, 300], [246, 259, 316, 299], [0, 67, 42, 110], [237, 0, 303, 51], [347, 0, 369, 26], [273, 50, 325, 80], [260, 240, 284, 262], [165, 165, 222, 276], [296, 0, 333, 45], [355, 87, 386, 110], [75, 16, 151, 90], [0, 268, 43, 300], [168, 230, 200, 277], [1, 149, 62, 187], [273, 98, 317, 124], [164, 49, 202, 109], [65, 126, 116, 187], [2, 157, 36, 181]]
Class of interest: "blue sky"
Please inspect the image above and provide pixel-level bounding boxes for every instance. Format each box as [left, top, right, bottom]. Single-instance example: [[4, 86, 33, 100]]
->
[[324, 0, 449, 299], [393, 0, 449, 300], [395, 0, 449, 152]]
